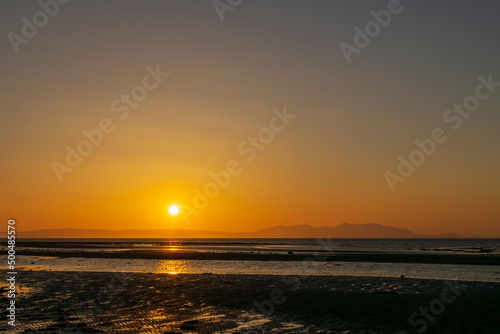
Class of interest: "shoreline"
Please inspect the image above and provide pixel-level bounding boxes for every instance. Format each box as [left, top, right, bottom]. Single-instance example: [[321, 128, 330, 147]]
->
[[4, 268, 500, 283]]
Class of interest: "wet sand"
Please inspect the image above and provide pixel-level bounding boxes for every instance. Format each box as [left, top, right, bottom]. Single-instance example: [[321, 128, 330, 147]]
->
[[2, 271, 500, 333]]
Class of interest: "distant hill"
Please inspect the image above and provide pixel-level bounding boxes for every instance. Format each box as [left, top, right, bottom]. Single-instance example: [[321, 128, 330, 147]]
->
[[12, 223, 462, 239], [238, 223, 461, 238]]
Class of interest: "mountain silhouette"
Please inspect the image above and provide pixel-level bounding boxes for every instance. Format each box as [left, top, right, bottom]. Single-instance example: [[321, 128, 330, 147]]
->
[[13, 222, 461, 238]]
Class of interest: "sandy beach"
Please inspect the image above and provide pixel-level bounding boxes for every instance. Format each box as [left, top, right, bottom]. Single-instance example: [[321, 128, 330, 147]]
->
[[1, 270, 499, 333]]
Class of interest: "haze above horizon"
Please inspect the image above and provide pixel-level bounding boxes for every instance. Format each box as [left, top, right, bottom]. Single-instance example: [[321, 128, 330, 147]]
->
[[1, 1, 499, 237]]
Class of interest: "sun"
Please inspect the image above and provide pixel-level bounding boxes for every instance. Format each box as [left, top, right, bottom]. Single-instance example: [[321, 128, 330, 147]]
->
[[168, 205, 179, 215]]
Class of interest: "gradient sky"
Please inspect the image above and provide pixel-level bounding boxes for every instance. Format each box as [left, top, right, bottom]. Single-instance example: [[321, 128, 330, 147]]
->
[[1, 0, 499, 237]]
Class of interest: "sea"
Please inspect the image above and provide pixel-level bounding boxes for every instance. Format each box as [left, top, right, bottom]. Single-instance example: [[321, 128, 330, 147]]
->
[[9, 238, 500, 282]]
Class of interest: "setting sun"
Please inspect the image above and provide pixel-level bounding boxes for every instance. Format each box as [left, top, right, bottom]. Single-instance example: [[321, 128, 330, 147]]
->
[[168, 205, 179, 216]]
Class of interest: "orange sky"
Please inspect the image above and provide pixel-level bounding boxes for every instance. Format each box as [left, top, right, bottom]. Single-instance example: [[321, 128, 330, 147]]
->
[[1, 1, 499, 237]]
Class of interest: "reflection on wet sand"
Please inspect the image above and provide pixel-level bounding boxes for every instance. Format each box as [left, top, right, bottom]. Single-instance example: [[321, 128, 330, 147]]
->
[[154, 260, 190, 274]]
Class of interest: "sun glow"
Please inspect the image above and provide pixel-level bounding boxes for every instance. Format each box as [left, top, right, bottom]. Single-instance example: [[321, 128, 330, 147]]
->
[[168, 205, 179, 215]]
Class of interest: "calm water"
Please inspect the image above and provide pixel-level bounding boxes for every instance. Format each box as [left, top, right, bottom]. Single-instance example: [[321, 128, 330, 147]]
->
[[17, 237, 500, 254], [8, 238, 500, 282], [13, 256, 500, 282]]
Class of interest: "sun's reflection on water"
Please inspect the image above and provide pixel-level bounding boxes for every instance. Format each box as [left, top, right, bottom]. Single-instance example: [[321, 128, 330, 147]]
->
[[153, 260, 190, 274]]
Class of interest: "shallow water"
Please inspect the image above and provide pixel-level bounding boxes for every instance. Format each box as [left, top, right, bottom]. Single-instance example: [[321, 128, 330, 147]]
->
[[13, 255, 500, 282]]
